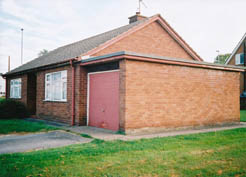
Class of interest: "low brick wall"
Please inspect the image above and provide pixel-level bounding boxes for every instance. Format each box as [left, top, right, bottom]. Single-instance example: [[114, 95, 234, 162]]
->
[[122, 59, 240, 133]]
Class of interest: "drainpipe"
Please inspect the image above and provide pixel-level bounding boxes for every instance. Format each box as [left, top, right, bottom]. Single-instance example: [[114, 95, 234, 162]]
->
[[70, 59, 75, 126], [4, 77, 7, 99], [1, 74, 7, 99]]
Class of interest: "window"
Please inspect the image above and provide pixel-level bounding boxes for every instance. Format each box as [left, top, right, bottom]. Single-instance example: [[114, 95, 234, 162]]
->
[[10, 78, 21, 98], [45, 70, 67, 101], [235, 53, 245, 65]]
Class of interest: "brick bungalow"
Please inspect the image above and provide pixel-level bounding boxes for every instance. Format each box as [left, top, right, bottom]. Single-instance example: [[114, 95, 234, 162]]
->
[[2, 13, 244, 134]]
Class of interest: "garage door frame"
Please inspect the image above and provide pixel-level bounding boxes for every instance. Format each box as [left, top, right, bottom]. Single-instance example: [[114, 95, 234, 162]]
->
[[87, 69, 120, 127]]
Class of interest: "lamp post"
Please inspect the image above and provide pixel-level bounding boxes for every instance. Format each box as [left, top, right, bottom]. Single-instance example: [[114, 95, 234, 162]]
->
[[21, 28, 24, 65]]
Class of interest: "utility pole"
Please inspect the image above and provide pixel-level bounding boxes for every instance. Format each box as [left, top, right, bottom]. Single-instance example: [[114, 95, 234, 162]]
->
[[21, 28, 24, 65]]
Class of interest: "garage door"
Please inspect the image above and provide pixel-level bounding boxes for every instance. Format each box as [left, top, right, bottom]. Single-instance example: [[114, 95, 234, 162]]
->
[[88, 70, 119, 131]]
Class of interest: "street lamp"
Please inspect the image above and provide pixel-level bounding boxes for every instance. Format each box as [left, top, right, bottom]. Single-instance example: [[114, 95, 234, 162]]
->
[[21, 28, 24, 65]]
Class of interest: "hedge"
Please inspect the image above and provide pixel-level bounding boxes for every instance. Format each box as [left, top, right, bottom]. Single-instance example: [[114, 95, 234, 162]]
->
[[0, 99, 29, 119]]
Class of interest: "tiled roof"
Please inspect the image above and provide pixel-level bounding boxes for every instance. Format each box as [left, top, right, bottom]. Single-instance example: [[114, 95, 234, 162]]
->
[[5, 19, 147, 75]]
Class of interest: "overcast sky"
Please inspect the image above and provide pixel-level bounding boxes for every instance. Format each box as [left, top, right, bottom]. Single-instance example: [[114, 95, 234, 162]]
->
[[0, 0, 246, 92]]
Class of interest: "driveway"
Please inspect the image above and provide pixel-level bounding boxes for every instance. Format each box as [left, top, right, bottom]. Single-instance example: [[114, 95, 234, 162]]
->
[[0, 130, 92, 154]]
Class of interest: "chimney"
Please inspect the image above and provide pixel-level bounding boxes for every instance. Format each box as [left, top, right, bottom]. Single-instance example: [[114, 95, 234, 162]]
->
[[128, 12, 147, 24]]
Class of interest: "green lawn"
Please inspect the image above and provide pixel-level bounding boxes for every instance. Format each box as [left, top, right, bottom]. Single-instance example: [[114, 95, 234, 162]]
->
[[241, 110, 246, 122], [0, 128, 246, 176], [0, 119, 58, 135]]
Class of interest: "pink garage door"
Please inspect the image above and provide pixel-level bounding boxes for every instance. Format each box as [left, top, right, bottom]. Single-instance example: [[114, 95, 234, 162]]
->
[[88, 70, 119, 131]]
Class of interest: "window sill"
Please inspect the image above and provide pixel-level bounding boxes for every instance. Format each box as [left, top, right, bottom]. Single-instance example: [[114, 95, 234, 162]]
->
[[43, 100, 67, 103], [10, 97, 21, 99], [235, 63, 244, 65]]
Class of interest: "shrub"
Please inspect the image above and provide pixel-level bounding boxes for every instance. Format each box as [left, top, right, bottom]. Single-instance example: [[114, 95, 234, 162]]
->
[[0, 99, 29, 119]]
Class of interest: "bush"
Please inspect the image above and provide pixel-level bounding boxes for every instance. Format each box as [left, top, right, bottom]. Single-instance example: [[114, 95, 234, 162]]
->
[[0, 99, 29, 119]]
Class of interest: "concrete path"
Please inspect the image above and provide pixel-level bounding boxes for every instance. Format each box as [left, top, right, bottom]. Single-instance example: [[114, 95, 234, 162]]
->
[[24, 119, 246, 141], [0, 130, 91, 154], [64, 122, 246, 141]]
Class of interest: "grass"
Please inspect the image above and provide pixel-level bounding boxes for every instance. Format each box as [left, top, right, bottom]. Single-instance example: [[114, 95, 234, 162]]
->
[[0, 119, 58, 135], [241, 110, 246, 122], [0, 128, 246, 176]]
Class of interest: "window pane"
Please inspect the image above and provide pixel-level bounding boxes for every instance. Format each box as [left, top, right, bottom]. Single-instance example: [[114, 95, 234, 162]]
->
[[45, 83, 51, 100], [53, 72, 61, 81], [62, 82, 67, 100], [17, 86, 21, 98], [54, 82, 61, 100], [10, 87, 13, 97], [61, 71, 67, 80], [14, 87, 18, 98], [46, 75, 50, 81]]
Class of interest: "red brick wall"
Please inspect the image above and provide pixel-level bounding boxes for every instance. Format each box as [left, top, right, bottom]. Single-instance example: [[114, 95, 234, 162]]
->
[[122, 59, 240, 133], [119, 60, 126, 130], [36, 66, 72, 124], [6, 74, 28, 105], [75, 66, 87, 125], [27, 73, 36, 114], [5, 65, 87, 125], [94, 21, 194, 60]]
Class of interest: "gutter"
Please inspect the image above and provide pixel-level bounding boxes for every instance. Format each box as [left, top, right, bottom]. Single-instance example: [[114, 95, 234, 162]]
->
[[2, 57, 78, 77], [80, 51, 246, 72]]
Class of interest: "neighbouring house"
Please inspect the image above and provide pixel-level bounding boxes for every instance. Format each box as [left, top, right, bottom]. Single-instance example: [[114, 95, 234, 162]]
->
[[225, 33, 246, 94], [225, 32, 246, 109], [2, 13, 244, 134]]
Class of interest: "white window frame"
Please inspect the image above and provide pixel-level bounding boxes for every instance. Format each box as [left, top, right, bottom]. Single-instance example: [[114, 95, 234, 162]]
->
[[235, 53, 244, 65], [10, 78, 22, 99], [44, 70, 67, 102]]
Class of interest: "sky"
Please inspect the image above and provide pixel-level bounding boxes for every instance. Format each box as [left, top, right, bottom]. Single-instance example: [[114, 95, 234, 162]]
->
[[0, 0, 246, 92]]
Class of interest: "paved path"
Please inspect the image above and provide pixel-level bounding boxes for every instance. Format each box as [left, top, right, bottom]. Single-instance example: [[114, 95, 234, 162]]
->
[[24, 119, 246, 141], [0, 130, 91, 154], [64, 122, 246, 141]]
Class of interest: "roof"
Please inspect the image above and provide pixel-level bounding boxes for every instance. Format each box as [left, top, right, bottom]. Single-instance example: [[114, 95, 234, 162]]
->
[[81, 51, 245, 72], [225, 32, 246, 65], [4, 13, 203, 76], [5, 19, 147, 75]]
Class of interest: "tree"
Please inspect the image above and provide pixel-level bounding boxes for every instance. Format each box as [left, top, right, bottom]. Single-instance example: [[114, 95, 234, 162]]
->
[[214, 53, 231, 64], [38, 49, 49, 57]]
